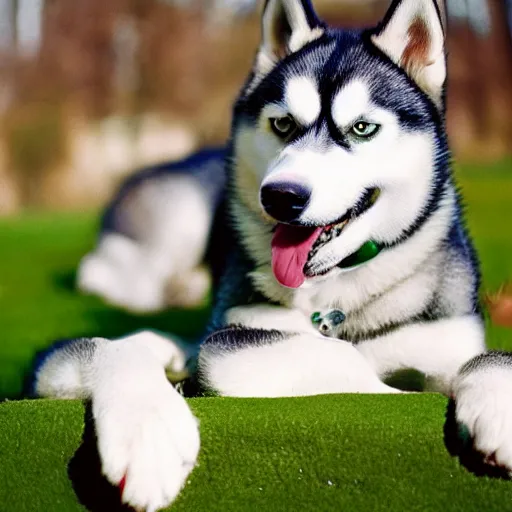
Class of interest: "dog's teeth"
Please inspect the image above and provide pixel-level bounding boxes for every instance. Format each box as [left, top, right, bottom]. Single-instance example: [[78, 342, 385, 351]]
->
[[307, 190, 380, 264], [308, 218, 351, 261]]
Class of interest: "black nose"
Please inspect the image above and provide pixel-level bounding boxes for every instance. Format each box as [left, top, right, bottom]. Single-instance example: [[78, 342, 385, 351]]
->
[[260, 182, 311, 223]]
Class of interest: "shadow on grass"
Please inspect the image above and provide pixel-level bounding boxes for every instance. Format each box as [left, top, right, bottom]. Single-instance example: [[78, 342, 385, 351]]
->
[[68, 402, 136, 512], [53, 269, 78, 296], [444, 399, 512, 480], [52, 269, 212, 340], [77, 306, 211, 341]]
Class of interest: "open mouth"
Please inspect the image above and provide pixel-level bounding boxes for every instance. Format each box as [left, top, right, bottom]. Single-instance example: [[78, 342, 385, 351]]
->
[[271, 188, 380, 288]]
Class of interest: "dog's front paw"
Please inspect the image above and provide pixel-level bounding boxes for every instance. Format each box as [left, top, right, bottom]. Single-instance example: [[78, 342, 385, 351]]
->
[[93, 372, 200, 511], [445, 352, 512, 478]]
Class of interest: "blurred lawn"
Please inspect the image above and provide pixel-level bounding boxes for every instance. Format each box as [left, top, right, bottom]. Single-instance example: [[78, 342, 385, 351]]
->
[[0, 159, 511, 511]]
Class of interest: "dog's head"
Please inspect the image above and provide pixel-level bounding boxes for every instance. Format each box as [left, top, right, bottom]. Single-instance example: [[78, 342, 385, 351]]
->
[[231, 0, 449, 289]]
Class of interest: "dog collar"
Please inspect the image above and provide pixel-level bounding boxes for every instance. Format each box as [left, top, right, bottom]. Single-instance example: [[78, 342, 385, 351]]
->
[[336, 240, 382, 270], [310, 241, 382, 331]]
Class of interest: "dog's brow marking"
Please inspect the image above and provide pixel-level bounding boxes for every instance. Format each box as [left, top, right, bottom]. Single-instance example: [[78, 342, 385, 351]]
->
[[285, 76, 321, 125], [332, 80, 370, 128]]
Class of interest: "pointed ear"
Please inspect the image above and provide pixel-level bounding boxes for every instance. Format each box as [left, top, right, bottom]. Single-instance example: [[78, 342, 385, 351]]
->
[[255, 0, 325, 76], [371, 0, 447, 109]]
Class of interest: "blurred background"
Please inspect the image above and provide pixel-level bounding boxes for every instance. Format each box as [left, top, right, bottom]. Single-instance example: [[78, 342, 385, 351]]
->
[[0, 0, 510, 215]]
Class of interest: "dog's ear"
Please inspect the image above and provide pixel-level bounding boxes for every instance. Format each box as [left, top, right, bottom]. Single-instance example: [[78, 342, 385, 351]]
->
[[371, 0, 447, 109], [255, 0, 324, 76]]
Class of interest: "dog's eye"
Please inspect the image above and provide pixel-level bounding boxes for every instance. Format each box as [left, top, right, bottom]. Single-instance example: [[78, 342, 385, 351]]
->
[[270, 116, 297, 138], [350, 121, 380, 139]]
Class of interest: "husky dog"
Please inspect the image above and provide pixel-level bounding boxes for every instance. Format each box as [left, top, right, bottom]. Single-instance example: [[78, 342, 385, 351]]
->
[[33, 0, 512, 510]]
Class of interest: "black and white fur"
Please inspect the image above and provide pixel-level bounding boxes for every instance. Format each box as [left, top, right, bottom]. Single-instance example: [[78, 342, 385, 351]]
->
[[77, 149, 227, 312], [32, 1, 512, 510]]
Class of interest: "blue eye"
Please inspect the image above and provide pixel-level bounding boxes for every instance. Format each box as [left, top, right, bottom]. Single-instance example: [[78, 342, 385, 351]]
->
[[270, 115, 297, 138], [350, 121, 380, 139]]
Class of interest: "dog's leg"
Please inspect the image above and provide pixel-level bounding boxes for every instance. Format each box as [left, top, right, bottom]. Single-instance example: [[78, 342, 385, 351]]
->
[[355, 314, 485, 394], [445, 351, 512, 478], [78, 174, 213, 313], [199, 305, 399, 397], [351, 315, 512, 477], [77, 234, 170, 313], [165, 265, 211, 308], [200, 328, 399, 397], [34, 331, 200, 511], [225, 304, 319, 334]]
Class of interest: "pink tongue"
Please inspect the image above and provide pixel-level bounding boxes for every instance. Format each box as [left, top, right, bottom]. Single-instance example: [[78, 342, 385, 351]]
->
[[271, 225, 322, 288]]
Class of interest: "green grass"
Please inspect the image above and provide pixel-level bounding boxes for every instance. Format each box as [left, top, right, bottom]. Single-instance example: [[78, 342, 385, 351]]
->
[[0, 159, 512, 511], [3, 395, 512, 512]]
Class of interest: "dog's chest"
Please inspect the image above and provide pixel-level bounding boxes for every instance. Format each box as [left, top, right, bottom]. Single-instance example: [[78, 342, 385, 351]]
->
[[290, 260, 441, 341]]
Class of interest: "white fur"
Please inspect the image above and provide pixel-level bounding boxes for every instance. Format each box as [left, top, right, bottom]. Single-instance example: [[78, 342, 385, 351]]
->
[[439, 247, 477, 316], [35, 330, 188, 399], [303, 133, 435, 271], [119, 330, 189, 372], [329, 247, 443, 337], [453, 365, 512, 472], [331, 80, 370, 128], [301, 187, 454, 315], [285, 76, 321, 125], [78, 175, 211, 312], [200, 329, 400, 398], [242, 131, 444, 312], [92, 339, 199, 511], [78, 234, 168, 312], [256, 0, 323, 76], [202, 304, 484, 398], [165, 265, 211, 309], [225, 304, 317, 334], [234, 184, 455, 321], [35, 338, 108, 399], [38, 331, 199, 512], [371, 0, 446, 106], [234, 125, 284, 214], [357, 315, 485, 394], [254, 78, 435, 251]]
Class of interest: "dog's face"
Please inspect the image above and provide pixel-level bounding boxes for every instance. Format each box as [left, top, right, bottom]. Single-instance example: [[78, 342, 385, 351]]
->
[[232, 0, 448, 289]]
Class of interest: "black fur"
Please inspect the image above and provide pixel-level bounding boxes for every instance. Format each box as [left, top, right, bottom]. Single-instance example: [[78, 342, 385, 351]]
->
[[203, 326, 292, 350]]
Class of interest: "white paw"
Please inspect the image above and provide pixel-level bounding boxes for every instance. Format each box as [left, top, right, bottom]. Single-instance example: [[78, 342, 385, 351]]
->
[[453, 365, 512, 472], [166, 266, 211, 308], [92, 366, 200, 511], [78, 248, 166, 313], [77, 252, 122, 299], [119, 330, 191, 382]]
